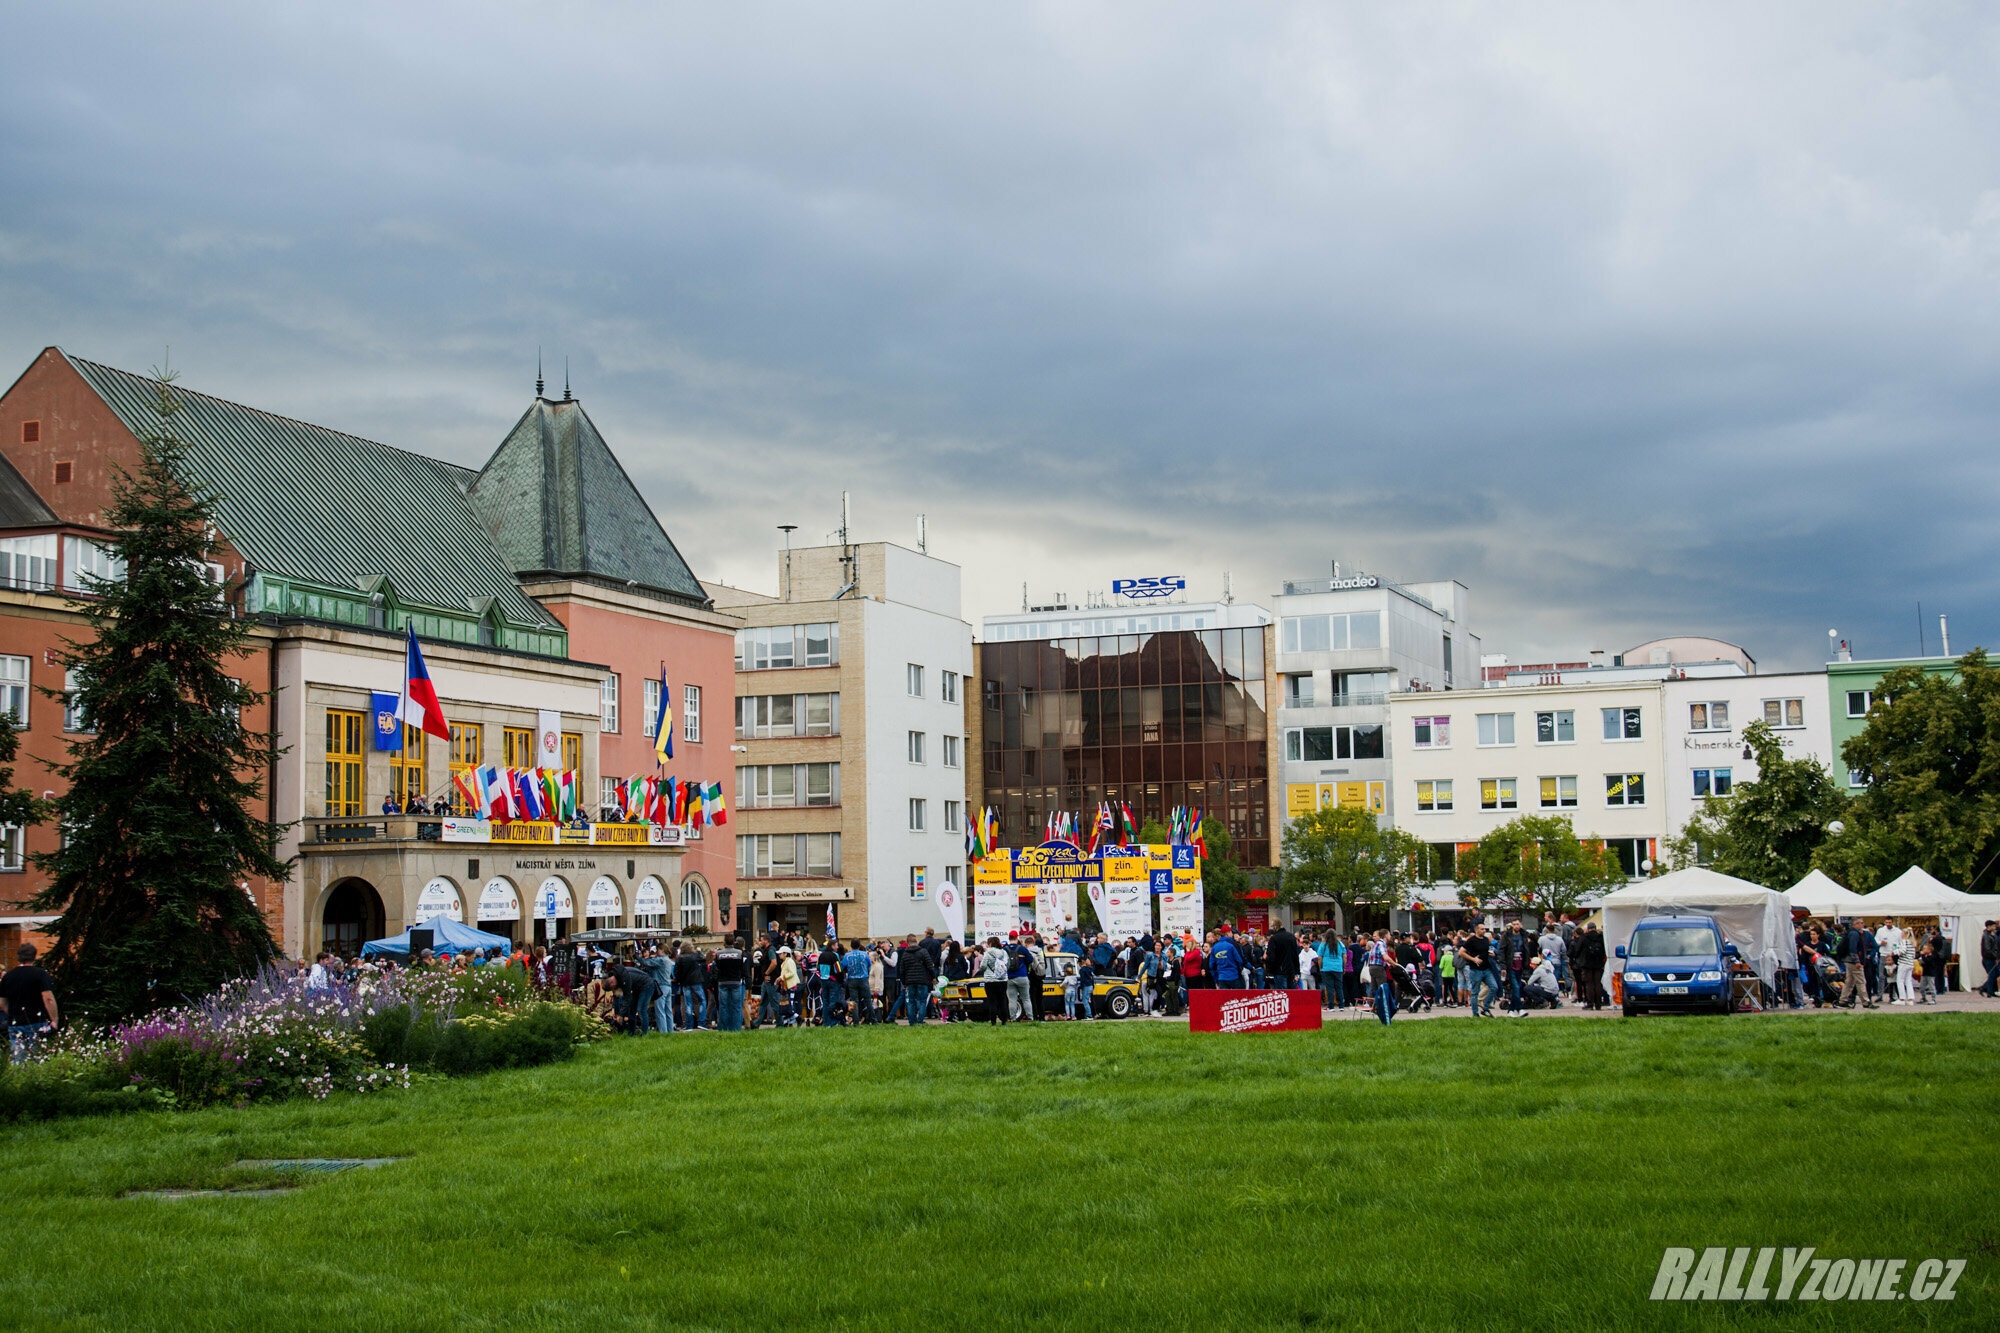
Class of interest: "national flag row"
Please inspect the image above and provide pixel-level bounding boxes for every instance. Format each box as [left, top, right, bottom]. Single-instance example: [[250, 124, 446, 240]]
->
[[610, 774, 729, 829], [453, 766, 581, 823], [971, 800, 1208, 857]]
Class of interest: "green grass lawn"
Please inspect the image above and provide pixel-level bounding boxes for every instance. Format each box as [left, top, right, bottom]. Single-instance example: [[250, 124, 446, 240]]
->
[[3, 1012, 1995, 1331]]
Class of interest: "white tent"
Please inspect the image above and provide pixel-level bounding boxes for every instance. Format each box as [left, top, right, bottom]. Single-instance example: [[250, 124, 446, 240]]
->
[[1597, 868, 1798, 991], [1786, 868, 1871, 918], [1854, 867, 1996, 985]]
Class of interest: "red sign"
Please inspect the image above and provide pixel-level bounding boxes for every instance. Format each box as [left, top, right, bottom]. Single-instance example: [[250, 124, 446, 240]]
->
[[1188, 989, 1323, 1033], [1234, 906, 1270, 933]]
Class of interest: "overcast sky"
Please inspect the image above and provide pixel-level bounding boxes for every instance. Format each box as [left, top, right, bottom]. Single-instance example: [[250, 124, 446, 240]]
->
[[4, 2, 1996, 669]]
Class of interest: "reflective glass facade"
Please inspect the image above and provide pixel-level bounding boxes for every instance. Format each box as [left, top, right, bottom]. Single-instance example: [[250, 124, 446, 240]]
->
[[975, 627, 1273, 866]]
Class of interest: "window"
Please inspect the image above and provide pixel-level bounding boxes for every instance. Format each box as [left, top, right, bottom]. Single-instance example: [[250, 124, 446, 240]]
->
[[737, 832, 841, 877], [21, 420, 38, 444], [61, 537, 124, 594], [941, 734, 961, 769], [909, 798, 927, 831], [0, 656, 25, 727], [909, 867, 927, 900], [53, 461, 71, 484], [1280, 612, 1383, 653], [738, 763, 840, 808], [1688, 702, 1730, 731], [1475, 713, 1515, 746], [907, 731, 925, 764], [1412, 715, 1451, 749], [0, 823, 20, 871], [1605, 773, 1646, 806], [1762, 698, 1806, 729], [1848, 769, 1867, 789], [599, 775, 619, 817], [325, 709, 365, 817], [803, 693, 835, 736], [682, 685, 701, 743], [600, 675, 618, 732], [643, 678, 661, 738], [1415, 780, 1453, 812], [679, 877, 708, 932], [449, 723, 483, 815], [1601, 707, 1643, 740], [907, 663, 924, 697], [1693, 768, 1733, 798], [0, 535, 56, 591], [1846, 690, 1872, 718], [1539, 776, 1578, 809], [502, 726, 535, 770], [1535, 710, 1574, 744], [1479, 778, 1518, 811], [944, 800, 961, 832], [805, 832, 839, 877], [392, 726, 428, 808], [562, 733, 582, 776], [735, 623, 839, 670], [64, 667, 94, 733], [941, 670, 959, 704], [1285, 725, 1386, 763], [736, 693, 838, 738]]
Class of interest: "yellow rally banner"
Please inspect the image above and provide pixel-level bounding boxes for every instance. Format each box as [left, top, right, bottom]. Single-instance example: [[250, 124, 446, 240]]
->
[[489, 822, 558, 845]]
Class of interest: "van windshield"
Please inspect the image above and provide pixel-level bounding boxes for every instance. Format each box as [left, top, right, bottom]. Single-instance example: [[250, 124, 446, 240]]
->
[[1630, 927, 1716, 958]]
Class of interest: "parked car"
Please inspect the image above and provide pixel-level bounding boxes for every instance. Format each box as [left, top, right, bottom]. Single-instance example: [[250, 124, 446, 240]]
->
[[936, 955, 1144, 1018], [1617, 913, 1739, 1016]]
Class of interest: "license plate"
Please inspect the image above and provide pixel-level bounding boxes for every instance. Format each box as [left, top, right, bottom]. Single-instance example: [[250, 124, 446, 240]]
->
[[1658, 985, 1688, 994]]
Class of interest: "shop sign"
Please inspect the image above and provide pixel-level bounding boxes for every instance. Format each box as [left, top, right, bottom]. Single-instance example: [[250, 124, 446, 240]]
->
[[744, 886, 855, 903], [416, 878, 463, 923], [1188, 990, 1323, 1033], [478, 877, 521, 922]]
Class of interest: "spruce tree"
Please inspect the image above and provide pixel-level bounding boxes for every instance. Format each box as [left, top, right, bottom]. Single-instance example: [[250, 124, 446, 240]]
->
[[0, 714, 48, 850], [32, 366, 286, 1018]]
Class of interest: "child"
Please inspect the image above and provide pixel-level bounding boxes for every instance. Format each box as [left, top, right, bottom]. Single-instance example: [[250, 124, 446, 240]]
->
[[1071, 957, 1095, 1020]]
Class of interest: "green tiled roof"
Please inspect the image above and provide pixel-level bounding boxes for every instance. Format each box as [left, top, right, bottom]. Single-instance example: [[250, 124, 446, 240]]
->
[[468, 399, 709, 606], [64, 353, 558, 630]]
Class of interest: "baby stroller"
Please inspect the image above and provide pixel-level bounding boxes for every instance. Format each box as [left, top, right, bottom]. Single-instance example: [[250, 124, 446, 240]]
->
[[1403, 963, 1438, 1013]]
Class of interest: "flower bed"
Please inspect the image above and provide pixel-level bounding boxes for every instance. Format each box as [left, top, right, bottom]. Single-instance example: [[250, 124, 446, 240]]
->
[[0, 963, 608, 1119]]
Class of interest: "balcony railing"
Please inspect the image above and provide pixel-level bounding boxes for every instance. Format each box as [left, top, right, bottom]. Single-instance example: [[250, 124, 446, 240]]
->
[[1281, 692, 1388, 711]]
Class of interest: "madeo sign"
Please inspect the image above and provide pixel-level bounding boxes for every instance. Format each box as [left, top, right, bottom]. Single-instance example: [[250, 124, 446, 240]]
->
[[1327, 575, 1379, 590], [1112, 576, 1185, 600]]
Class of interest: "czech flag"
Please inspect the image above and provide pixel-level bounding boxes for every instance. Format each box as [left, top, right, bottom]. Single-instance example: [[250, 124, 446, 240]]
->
[[396, 626, 452, 743]]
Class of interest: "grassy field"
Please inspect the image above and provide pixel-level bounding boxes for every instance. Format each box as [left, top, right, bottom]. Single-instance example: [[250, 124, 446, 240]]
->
[[2, 1012, 1994, 1331]]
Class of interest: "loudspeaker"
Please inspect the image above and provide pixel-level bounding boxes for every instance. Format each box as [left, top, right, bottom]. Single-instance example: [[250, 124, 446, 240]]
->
[[409, 928, 434, 954]]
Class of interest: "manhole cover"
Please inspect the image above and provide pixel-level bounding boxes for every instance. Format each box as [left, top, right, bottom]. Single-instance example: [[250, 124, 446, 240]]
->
[[234, 1158, 403, 1172]]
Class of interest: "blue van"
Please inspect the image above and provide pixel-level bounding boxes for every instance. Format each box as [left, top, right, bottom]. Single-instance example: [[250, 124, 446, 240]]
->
[[1616, 914, 1738, 1016]]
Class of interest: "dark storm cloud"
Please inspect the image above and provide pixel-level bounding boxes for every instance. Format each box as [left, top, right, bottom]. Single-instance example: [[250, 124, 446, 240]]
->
[[3, 2, 1997, 666]]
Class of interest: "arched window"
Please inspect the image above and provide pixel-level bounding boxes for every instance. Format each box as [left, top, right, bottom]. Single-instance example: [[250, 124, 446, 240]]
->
[[680, 874, 709, 932]]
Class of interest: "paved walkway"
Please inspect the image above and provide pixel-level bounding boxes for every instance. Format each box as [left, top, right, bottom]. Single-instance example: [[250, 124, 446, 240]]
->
[[1135, 992, 1998, 1023]]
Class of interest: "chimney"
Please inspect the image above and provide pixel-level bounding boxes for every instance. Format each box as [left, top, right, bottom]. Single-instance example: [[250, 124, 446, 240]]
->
[[1939, 614, 1950, 657]]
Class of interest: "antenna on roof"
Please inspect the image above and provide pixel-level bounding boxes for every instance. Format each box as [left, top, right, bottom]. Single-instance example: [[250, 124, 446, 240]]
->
[[562, 358, 572, 402], [536, 349, 544, 398]]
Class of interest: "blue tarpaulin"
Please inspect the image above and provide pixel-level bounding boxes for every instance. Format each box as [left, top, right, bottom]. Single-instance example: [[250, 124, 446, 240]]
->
[[360, 915, 513, 958]]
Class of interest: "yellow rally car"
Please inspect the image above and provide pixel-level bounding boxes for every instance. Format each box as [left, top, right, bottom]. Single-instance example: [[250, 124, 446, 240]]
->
[[936, 954, 1144, 1019]]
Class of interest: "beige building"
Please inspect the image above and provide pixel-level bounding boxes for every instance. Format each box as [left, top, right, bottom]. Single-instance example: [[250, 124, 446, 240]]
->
[[709, 540, 973, 942]]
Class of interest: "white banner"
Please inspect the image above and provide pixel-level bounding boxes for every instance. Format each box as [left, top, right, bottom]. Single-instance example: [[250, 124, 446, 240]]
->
[[537, 710, 562, 769], [1035, 882, 1077, 938], [634, 876, 668, 918], [478, 877, 521, 923], [1095, 882, 1149, 940], [973, 883, 1015, 942], [439, 818, 491, 843], [586, 876, 623, 920], [936, 876, 967, 942], [1159, 888, 1205, 939], [416, 877, 463, 923]]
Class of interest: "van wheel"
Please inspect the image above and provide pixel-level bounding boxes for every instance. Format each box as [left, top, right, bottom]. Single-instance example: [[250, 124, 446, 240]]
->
[[1716, 995, 1733, 1016], [1106, 990, 1134, 1019], [1622, 1001, 1639, 1018]]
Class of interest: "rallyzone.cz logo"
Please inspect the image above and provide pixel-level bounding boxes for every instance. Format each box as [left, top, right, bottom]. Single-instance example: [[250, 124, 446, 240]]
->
[[1650, 1248, 1964, 1302], [1217, 993, 1292, 1032]]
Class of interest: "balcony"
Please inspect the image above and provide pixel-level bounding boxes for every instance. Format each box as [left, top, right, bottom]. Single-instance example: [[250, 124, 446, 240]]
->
[[301, 816, 685, 848], [1281, 692, 1388, 712]]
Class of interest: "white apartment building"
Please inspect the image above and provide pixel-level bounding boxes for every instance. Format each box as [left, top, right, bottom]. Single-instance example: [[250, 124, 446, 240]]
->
[[1660, 671, 1834, 849], [1387, 678, 1669, 881], [709, 541, 973, 941], [1274, 569, 1478, 826]]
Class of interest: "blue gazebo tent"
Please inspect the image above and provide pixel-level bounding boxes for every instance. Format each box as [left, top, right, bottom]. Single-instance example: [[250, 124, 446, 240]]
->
[[361, 915, 513, 958]]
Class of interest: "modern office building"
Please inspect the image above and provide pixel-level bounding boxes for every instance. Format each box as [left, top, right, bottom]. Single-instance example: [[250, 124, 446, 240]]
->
[[708, 541, 973, 942], [971, 596, 1279, 870], [1271, 568, 1478, 828]]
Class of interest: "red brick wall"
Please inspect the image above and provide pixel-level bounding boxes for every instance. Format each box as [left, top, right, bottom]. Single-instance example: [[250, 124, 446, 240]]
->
[[0, 349, 147, 529]]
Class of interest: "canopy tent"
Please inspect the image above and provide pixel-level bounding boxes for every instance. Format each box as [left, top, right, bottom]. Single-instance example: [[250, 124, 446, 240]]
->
[[1856, 866, 1985, 916], [1785, 869, 1872, 919], [1596, 868, 1798, 990], [361, 915, 513, 958]]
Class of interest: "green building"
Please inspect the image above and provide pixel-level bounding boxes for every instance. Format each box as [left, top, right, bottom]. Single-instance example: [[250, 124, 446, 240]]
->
[[1826, 655, 1959, 790]]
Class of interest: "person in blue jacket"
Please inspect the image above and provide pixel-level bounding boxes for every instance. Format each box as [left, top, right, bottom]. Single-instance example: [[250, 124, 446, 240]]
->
[[1209, 929, 1247, 989]]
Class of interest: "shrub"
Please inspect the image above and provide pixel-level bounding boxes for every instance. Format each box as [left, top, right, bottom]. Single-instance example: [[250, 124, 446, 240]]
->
[[118, 1032, 247, 1106], [434, 1003, 578, 1075], [0, 1047, 159, 1121]]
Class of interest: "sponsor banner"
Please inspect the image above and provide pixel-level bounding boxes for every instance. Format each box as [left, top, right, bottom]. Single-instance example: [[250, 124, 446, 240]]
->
[[1159, 888, 1204, 938], [1236, 905, 1271, 934], [490, 822, 558, 845], [936, 877, 966, 942], [1013, 842, 1104, 883], [1103, 857, 1149, 884], [1097, 883, 1149, 939], [585, 876, 623, 919], [416, 877, 463, 923], [1188, 989, 1323, 1033], [559, 825, 593, 845], [439, 817, 493, 843], [973, 883, 1016, 941], [1035, 882, 1077, 938], [591, 823, 652, 846], [478, 877, 521, 923], [973, 857, 1014, 886], [634, 876, 668, 918]]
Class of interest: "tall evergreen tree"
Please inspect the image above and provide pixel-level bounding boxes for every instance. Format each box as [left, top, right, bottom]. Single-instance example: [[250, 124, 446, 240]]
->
[[32, 366, 286, 1018], [0, 713, 48, 852]]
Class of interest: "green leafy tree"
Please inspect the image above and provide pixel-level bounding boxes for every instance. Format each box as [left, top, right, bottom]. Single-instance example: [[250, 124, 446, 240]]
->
[[1279, 806, 1418, 930], [1195, 814, 1256, 926], [1664, 720, 1847, 886], [32, 366, 287, 1019], [0, 713, 49, 845], [1455, 814, 1624, 915], [1814, 649, 2000, 892]]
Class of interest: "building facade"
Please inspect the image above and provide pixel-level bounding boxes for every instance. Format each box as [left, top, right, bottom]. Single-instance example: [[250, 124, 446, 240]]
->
[[972, 598, 1280, 869], [1659, 670, 1834, 849], [709, 541, 973, 942], [1271, 571, 1477, 829], [1826, 654, 1959, 793]]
